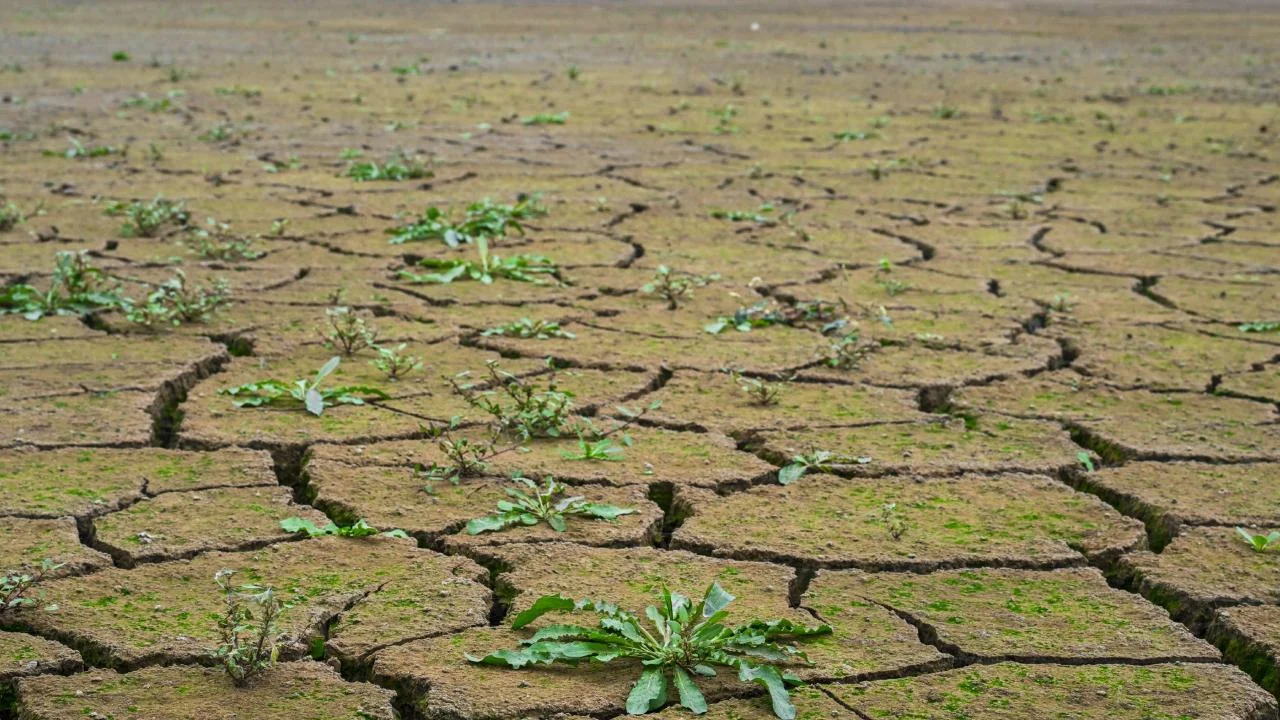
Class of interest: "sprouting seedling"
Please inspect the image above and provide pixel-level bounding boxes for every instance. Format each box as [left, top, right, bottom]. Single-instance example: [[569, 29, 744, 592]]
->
[[345, 153, 432, 181], [641, 266, 719, 310], [1076, 451, 1095, 473], [1235, 527, 1280, 552], [416, 418, 518, 485], [187, 219, 263, 261], [878, 503, 908, 540], [469, 582, 831, 719], [1050, 294, 1074, 313], [449, 360, 578, 440], [481, 317, 575, 339], [832, 129, 879, 141], [0, 251, 125, 321], [821, 332, 875, 369], [218, 356, 389, 416], [778, 450, 870, 485], [123, 270, 230, 329], [562, 435, 625, 462], [521, 111, 569, 126], [1238, 322, 1279, 333], [464, 476, 633, 534], [398, 237, 559, 285], [279, 517, 409, 539], [932, 103, 959, 119], [213, 569, 283, 687], [370, 343, 423, 381], [43, 136, 117, 159], [103, 196, 189, 237], [0, 200, 42, 231], [729, 370, 784, 406], [710, 204, 775, 225], [319, 306, 377, 356], [1, 559, 63, 614], [388, 195, 547, 247]]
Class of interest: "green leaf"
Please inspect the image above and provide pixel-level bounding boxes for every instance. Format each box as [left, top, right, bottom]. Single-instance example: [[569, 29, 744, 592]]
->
[[738, 663, 795, 720], [778, 463, 805, 485], [701, 583, 735, 618], [305, 387, 325, 416], [280, 517, 330, 537], [315, 356, 341, 383], [626, 667, 669, 715], [466, 513, 517, 535], [511, 594, 577, 629], [547, 513, 567, 532], [581, 503, 634, 521], [672, 666, 708, 714]]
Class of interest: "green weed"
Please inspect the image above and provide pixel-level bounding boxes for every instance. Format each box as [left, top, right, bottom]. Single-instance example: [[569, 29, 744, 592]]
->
[[465, 476, 633, 534], [219, 356, 388, 416]]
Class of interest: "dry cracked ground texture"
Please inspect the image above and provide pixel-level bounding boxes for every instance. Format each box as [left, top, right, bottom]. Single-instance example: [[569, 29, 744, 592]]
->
[[0, 0, 1279, 718]]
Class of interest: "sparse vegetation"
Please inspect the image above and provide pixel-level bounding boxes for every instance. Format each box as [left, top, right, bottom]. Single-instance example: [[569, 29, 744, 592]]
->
[[729, 370, 784, 406], [346, 153, 432, 181], [464, 476, 633, 534], [370, 343, 423, 380], [279, 517, 409, 538], [470, 582, 831, 719], [450, 361, 578, 440], [319, 306, 378, 356], [1236, 527, 1280, 552], [1, 559, 62, 614], [482, 317, 575, 339], [388, 195, 547, 247], [398, 237, 559, 285], [219, 356, 388, 416], [123, 270, 230, 329], [521, 111, 569, 126], [0, 251, 125, 320], [213, 569, 283, 687], [103, 196, 189, 237], [778, 450, 870, 485], [642, 266, 719, 310]]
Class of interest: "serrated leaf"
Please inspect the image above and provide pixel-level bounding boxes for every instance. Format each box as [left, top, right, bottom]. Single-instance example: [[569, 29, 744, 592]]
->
[[627, 667, 669, 715], [672, 666, 708, 714]]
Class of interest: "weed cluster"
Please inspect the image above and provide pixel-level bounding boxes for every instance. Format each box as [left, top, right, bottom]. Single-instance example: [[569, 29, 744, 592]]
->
[[642, 265, 719, 310], [388, 195, 547, 247], [398, 237, 558, 285], [464, 476, 633, 534], [103, 196, 189, 237], [124, 271, 230, 329], [481, 317, 575, 339], [0, 251, 125, 320], [219, 356, 388, 416], [213, 570, 283, 687]]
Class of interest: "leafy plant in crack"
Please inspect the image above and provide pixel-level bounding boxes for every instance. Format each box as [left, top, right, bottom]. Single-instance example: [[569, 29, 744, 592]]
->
[[345, 153, 432, 181], [465, 476, 633, 534], [103, 196, 189, 237], [469, 582, 831, 719], [521, 111, 569, 126], [213, 569, 283, 687], [0, 251, 125, 320], [642, 265, 719, 310], [729, 370, 784, 406], [186, 219, 264, 261], [319, 306, 378, 356], [415, 418, 518, 486], [398, 237, 558, 285], [370, 343, 423, 381], [778, 450, 870, 485], [1076, 451, 1095, 473], [562, 435, 626, 462], [44, 137, 117, 159], [0, 200, 42, 231], [820, 332, 875, 370], [482, 317, 575, 340], [388, 195, 547, 247], [1236, 527, 1280, 552], [123, 270, 230, 329], [832, 129, 879, 142], [877, 503, 908, 540], [279, 517, 409, 539], [450, 361, 577, 440], [218, 356, 389, 416], [1, 559, 63, 614], [710, 204, 775, 226], [1238, 322, 1279, 333]]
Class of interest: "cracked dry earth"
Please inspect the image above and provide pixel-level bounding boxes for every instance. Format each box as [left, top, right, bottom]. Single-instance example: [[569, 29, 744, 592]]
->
[[1, 0, 1279, 718]]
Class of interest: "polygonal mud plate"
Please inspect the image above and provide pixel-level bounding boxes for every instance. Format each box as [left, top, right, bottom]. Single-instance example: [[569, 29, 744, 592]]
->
[[642, 370, 926, 433], [827, 662, 1278, 719], [485, 544, 947, 683], [0, 447, 275, 519], [1209, 605, 1280, 697], [17, 536, 488, 669], [0, 517, 112, 576], [90, 485, 330, 566], [0, 631, 82, 682], [752, 417, 1082, 478], [1220, 367, 1280, 403], [0, 334, 225, 371], [1119, 526, 1280, 632], [1077, 461, 1280, 548], [4, 391, 157, 449], [673, 473, 1145, 570], [0, 315, 104, 342], [1065, 323, 1277, 391], [807, 567, 1217, 664], [306, 461, 662, 551], [178, 393, 425, 451], [1145, 275, 1279, 323], [795, 339, 1062, 387], [16, 662, 396, 720]]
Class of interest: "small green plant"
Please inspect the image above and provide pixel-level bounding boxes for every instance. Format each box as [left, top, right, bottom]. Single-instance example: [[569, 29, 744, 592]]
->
[[212, 570, 282, 687], [268, 218, 290, 237], [279, 517, 409, 539], [1239, 322, 1279, 333], [398, 237, 558, 285], [521, 111, 569, 126], [878, 503, 907, 540], [1049, 294, 1074, 313], [832, 129, 879, 141], [778, 450, 870, 485], [710, 205, 776, 226], [730, 370, 783, 406], [0, 251, 125, 320], [931, 103, 959, 119], [199, 124, 237, 143], [710, 104, 740, 134], [642, 266, 719, 310], [124, 270, 230, 329], [219, 356, 388, 416], [874, 260, 910, 296], [416, 419, 513, 485], [1, 559, 62, 613], [566, 65, 581, 81], [44, 137, 117, 159], [1076, 451, 1095, 472], [187, 221, 263, 261], [821, 332, 875, 369], [103, 196, 189, 237], [469, 582, 831, 719], [370, 343, 423, 381], [319, 306, 377, 356], [451, 361, 577, 440], [111, 51, 130, 62], [120, 92, 174, 113], [562, 435, 625, 462], [1236, 527, 1280, 552], [0, 201, 41, 231], [388, 195, 547, 247], [465, 476, 633, 534], [346, 154, 431, 181], [482, 317, 575, 340]]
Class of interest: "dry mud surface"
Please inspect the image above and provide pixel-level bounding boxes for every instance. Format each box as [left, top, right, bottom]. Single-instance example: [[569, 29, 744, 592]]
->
[[1, 0, 1279, 717]]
